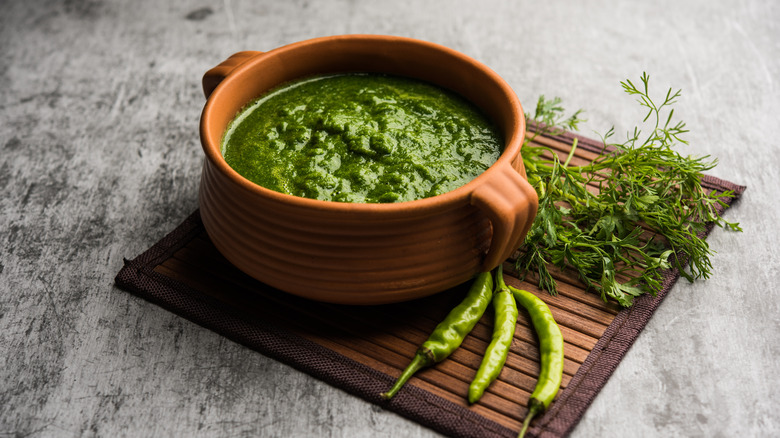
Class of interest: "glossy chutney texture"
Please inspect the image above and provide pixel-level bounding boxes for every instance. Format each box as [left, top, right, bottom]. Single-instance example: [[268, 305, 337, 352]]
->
[[222, 74, 503, 203]]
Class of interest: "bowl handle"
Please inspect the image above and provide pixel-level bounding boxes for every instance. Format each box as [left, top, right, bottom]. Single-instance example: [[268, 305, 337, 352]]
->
[[470, 162, 539, 271], [202, 51, 263, 98]]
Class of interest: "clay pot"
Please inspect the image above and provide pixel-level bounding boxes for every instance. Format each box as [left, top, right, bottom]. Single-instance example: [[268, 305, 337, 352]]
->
[[198, 35, 538, 305]]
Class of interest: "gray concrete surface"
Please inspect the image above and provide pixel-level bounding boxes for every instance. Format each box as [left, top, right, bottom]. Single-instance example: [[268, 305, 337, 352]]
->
[[1, 0, 778, 436]]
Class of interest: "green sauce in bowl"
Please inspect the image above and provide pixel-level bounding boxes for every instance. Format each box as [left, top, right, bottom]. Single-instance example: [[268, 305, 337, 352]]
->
[[222, 73, 502, 203]]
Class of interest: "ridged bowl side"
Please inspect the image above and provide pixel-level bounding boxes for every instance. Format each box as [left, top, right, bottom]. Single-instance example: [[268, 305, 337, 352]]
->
[[199, 159, 492, 304]]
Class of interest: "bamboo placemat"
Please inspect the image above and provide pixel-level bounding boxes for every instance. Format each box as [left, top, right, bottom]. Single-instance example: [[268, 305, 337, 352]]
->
[[115, 131, 744, 438]]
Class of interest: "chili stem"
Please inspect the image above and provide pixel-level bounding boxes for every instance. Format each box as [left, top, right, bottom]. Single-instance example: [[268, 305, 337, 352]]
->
[[518, 404, 541, 438], [380, 351, 431, 400]]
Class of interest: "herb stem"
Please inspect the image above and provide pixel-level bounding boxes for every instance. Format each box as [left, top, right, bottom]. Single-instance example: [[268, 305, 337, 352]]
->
[[562, 138, 578, 168]]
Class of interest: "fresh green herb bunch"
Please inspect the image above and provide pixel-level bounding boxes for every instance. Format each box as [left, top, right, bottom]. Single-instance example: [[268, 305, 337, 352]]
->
[[517, 73, 741, 306]]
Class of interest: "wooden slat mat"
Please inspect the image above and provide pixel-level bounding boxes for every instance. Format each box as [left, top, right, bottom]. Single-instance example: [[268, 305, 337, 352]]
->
[[115, 131, 744, 438]]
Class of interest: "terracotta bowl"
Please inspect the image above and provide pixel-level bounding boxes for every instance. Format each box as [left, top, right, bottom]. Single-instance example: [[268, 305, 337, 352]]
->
[[199, 35, 538, 305]]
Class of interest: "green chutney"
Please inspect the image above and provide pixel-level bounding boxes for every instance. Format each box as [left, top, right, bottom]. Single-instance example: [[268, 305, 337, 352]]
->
[[222, 74, 503, 203]]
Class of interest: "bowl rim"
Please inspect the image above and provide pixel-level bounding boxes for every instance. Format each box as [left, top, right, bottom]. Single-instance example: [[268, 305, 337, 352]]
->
[[200, 34, 526, 214]]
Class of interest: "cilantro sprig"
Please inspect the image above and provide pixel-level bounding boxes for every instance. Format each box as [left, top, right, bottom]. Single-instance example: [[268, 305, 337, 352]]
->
[[516, 73, 741, 306]]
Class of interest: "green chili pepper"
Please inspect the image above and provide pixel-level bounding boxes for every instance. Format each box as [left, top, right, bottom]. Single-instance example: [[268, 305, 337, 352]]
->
[[381, 271, 493, 400], [509, 285, 564, 438], [468, 265, 518, 404]]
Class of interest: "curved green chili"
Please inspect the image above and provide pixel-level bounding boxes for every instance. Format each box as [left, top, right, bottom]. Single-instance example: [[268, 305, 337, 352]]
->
[[381, 271, 493, 400], [468, 265, 518, 404], [509, 285, 564, 438]]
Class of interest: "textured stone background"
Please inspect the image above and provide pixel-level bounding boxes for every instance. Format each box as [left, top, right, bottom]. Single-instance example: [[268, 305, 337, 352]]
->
[[1, 0, 778, 436]]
